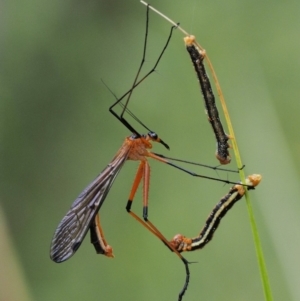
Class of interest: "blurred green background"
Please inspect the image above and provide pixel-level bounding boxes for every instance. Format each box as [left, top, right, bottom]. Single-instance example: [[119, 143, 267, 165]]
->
[[1, 0, 300, 300]]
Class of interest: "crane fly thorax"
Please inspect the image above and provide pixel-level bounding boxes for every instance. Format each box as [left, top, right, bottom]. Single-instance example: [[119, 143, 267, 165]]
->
[[126, 136, 152, 161]]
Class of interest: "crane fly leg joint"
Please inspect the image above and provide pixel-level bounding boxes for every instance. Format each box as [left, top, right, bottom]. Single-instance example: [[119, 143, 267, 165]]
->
[[126, 200, 132, 212], [143, 206, 148, 221]]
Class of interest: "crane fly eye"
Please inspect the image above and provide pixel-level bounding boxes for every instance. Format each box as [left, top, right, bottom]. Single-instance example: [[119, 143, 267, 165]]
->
[[148, 131, 158, 140]]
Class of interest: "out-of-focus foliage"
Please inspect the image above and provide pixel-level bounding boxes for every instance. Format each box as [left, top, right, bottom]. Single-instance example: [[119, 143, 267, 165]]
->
[[1, 1, 300, 300]]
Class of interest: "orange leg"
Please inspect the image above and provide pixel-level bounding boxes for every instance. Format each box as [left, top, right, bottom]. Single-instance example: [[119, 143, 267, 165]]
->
[[126, 159, 190, 300], [126, 160, 188, 261], [90, 214, 114, 258]]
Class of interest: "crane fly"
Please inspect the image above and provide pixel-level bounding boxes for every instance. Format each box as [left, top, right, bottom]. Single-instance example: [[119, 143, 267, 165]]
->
[[50, 4, 251, 301]]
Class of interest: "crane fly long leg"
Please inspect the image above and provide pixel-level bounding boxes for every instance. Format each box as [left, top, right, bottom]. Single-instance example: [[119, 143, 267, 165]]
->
[[109, 5, 177, 138], [126, 160, 175, 253], [125, 156, 190, 301], [153, 153, 241, 173], [119, 5, 150, 120], [126, 159, 180, 256], [90, 214, 114, 258]]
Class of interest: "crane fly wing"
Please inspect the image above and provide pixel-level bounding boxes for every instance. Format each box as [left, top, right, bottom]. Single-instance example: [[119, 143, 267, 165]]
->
[[50, 145, 130, 263]]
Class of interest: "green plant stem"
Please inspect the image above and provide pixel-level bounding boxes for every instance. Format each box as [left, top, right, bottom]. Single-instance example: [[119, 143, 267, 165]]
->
[[205, 54, 273, 301], [245, 191, 274, 301]]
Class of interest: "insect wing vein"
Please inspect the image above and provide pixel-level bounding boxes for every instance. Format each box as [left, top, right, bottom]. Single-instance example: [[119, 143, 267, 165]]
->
[[50, 145, 130, 263]]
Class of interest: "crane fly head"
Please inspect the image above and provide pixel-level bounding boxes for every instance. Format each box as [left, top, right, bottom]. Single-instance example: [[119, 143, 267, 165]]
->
[[147, 131, 169, 150]]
